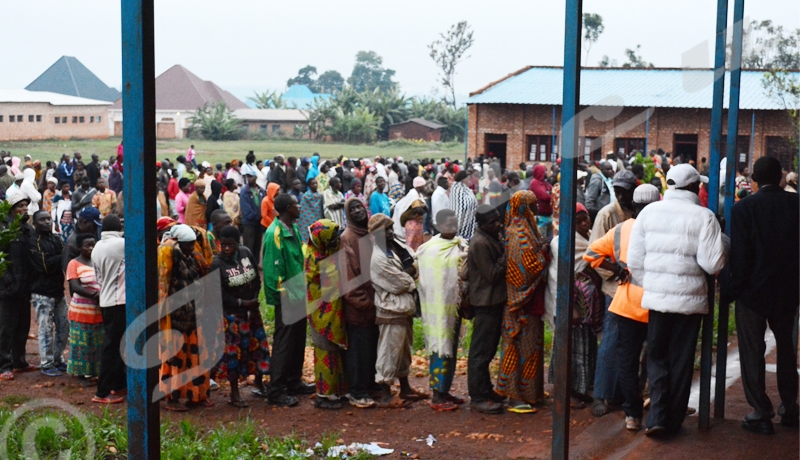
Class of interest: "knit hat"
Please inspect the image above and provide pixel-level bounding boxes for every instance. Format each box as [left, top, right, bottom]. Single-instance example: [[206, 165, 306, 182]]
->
[[367, 214, 394, 234], [412, 176, 426, 188], [633, 184, 661, 204]]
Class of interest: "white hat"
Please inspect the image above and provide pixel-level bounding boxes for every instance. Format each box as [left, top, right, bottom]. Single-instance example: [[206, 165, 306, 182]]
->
[[577, 170, 588, 180], [633, 184, 661, 204], [201, 161, 211, 169], [6, 190, 29, 207], [666, 164, 708, 188], [241, 163, 257, 177], [14, 172, 24, 181]]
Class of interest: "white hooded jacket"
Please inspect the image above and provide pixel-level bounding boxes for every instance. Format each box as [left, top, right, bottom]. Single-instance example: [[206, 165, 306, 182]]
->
[[627, 188, 729, 315], [20, 168, 42, 214]]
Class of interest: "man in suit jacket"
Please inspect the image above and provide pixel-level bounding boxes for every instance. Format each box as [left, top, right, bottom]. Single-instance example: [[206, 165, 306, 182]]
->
[[725, 155, 800, 435]]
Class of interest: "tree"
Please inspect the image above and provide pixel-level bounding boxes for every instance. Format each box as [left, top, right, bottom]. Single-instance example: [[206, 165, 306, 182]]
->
[[347, 51, 397, 93], [582, 13, 604, 66], [314, 70, 345, 94], [622, 45, 653, 68], [737, 20, 800, 70], [598, 55, 618, 68], [188, 102, 244, 141], [428, 21, 475, 107], [248, 90, 286, 109], [0, 201, 22, 278], [763, 70, 800, 165], [287, 65, 318, 88]]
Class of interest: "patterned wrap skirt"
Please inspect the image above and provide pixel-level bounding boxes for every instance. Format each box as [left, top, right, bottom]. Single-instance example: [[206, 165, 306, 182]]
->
[[67, 321, 104, 377], [497, 313, 544, 404], [214, 311, 271, 383], [314, 348, 346, 399], [159, 328, 211, 403]]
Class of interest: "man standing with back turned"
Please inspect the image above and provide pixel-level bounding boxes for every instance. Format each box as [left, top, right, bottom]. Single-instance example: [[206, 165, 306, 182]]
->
[[724, 156, 800, 434], [627, 164, 728, 437]]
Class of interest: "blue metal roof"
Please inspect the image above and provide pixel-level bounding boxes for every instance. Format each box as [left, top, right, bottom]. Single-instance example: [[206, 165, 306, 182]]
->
[[282, 84, 331, 109], [467, 67, 798, 110]]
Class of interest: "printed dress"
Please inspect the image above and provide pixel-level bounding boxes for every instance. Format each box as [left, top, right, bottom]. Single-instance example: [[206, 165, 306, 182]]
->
[[65, 259, 103, 377]]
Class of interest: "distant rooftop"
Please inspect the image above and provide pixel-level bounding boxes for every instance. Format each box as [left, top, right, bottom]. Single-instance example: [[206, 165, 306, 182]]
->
[[111, 65, 248, 111], [281, 85, 331, 109], [233, 108, 307, 122], [390, 118, 445, 130], [26, 56, 121, 103], [0, 89, 112, 106], [467, 66, 799, 110]]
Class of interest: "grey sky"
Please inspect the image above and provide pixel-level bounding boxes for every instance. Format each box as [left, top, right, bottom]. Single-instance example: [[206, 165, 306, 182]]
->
[[1, 0, 797, 103]]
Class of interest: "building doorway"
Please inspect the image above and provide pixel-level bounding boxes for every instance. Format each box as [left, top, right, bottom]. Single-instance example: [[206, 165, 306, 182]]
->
[[673, 134, 698, 164], [485, 133, 507, 170]]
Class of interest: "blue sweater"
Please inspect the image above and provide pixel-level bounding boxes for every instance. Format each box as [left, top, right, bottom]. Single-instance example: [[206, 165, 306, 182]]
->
[[240, 184, 266, 227]]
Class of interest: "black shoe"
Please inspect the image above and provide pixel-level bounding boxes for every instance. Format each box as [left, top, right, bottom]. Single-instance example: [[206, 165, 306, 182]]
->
[[487, 391, 507, 403], [288, 382, 315, 395], [644, 425, 667, 437], [268, 393, 299, 407], [741, 418, 775, 435], [778, 403, 799, 427], [314, 398, 343, 410]]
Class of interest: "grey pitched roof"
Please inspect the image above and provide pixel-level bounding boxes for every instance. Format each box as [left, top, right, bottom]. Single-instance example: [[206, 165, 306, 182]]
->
[[111, 65, 248, 111], [26, 56, 121, 102], [390, 118, 446, 130]]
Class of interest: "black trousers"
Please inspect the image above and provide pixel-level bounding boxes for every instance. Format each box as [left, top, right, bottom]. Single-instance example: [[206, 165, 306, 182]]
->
[[468, 305, 504, 402], [645, 310, 702, 432], [242, 225, 264, 265], [96, 305, 127, 398], [736, 302, 799, 420], [268, 302, 307, 396], [615, 312, 649, 419], [344, 323, 379, 399], [0, 298, 31, 374]]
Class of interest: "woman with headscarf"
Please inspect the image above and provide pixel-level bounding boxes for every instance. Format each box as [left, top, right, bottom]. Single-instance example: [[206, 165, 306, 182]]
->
[[20, 168, 42, 214], [400, 199, 427, 251], [323, 177, 346, 230], [211, 225, 270, 408], [449, 170, 478, 240], [260, 182, 281, 230], [157, 224, 212, 411], [184, 180, 208, 228], [363, 166, 378, 204], [205, 180, 223, 229], [529, 164, 553, 239], [298, 178, 323, 242], [316, 163, 331, 192], [304, 219, 347, 409], [497, 190, 550, 414], [306, 155, 320, 181]]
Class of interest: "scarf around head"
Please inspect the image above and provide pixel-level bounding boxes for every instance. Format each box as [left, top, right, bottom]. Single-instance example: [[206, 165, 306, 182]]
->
[[304, 218, 346, 349]]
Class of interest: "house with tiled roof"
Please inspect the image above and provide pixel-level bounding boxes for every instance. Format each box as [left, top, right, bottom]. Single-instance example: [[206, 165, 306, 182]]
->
[[26, 56, 121, 103]]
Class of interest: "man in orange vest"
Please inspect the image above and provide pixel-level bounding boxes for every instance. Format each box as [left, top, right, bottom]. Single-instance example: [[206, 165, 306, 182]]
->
[[583, 183, 661, 432]]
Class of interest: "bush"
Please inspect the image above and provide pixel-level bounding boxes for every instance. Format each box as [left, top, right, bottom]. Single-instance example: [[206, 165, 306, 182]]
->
[[187, 102, 245, 141]]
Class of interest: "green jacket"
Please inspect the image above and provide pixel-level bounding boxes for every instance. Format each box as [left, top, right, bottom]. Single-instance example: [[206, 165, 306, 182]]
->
[[262, 218, 305, 306]]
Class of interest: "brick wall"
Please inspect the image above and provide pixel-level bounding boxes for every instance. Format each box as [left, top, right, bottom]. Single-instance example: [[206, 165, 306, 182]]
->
[[0, 102, 109, 141], [388, 123, 442, 142], [243, 121, 307, 136], [468, 103, 796, 168]]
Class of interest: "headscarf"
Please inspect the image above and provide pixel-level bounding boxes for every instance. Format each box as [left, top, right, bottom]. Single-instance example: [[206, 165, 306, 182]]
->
[[449, 180, 477, 240], [260, 182, 281, 228], [157, 216, 176, 232], [304, 219, 346, 349], [505, 190, 548, 336], [367, 213, 394, 234], [307, 156, 320, 180], [344, 197, 368, 232], [166, 224, 197, 242], [205, 180, 223, 224]]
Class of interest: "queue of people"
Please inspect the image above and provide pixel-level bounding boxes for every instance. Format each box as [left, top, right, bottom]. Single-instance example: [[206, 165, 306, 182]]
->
[[0, 146, 796, 441]]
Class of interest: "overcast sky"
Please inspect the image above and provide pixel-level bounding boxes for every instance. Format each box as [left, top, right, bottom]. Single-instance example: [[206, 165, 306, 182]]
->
[[1, 0, 797, 104]]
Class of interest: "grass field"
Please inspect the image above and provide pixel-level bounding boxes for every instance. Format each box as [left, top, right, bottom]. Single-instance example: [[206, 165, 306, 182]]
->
[[0, 137, 466, 165]]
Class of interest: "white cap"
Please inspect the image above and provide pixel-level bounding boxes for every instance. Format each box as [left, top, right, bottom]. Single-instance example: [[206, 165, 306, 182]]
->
[[633, 184, 661, 204], [666, 164, 708, 188], [577, 170, 588, 180]]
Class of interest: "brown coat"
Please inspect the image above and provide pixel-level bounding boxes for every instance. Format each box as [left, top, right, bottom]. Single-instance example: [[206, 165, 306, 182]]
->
[[468, 228, 507, 307], [340, 224, 375, 326]]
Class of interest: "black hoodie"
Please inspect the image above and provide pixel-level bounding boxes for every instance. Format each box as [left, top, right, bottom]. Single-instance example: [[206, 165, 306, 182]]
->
[[27, 231, 65, 298]]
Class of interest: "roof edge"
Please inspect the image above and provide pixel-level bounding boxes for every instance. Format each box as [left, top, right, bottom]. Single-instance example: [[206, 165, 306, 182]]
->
[[469, 66, 533, 98]]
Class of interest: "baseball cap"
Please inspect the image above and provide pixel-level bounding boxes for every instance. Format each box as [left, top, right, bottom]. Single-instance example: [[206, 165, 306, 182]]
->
[[633, 184, 661, 204], [612, 170, 637, 190], [78, 207, 102, 226], [666, 164, 708, 188]]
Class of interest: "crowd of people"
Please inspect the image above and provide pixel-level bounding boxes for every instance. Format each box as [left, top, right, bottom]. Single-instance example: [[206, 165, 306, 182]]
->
[[0, 145, 796, 438]]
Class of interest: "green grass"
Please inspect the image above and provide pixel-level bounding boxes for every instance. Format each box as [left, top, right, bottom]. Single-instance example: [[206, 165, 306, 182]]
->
[[0, 406, 373, 460], [0, 137, 465, 165]]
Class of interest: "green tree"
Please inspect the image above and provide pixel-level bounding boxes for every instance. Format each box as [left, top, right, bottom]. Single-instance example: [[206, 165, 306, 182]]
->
[[762, 70, 800, 163], [428, 21, 475, 107], [247, 90, 286, 109], [622, 45, 653, 68], [287, 65, 318, 88], [582, 13, 605, 66], [0, 201, 22, 278], [737, 20, 800, 70], [347, 51, 397, 93], [188, 102, 244, 141], [598, 55, 618, 67], [313, 70, 345, 94], [358, 89, 410, 140], [327, 107, 381, 143]]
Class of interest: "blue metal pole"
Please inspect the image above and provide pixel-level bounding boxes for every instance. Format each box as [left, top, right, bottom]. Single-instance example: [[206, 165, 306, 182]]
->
[[464, 106, 469, 164], [552, 106, 557, 162], [552, 0, 582, 457], [122, 0, 160, 457], [704, 0, 729, 428], [749, 111, 755, 173], [645, 113, 650, 156]]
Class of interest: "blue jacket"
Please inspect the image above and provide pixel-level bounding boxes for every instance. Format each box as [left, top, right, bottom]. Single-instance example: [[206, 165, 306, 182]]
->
[[240, 184, 266, 227]]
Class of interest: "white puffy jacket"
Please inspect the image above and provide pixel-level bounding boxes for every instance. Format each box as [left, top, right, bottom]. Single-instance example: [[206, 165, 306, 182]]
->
[[627, 189, 729, 315]]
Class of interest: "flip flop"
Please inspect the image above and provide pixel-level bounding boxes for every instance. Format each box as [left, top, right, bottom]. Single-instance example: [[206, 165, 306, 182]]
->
[[12, 365, 38, 374], [430, 401, 459, 412], [92, 396, 124, 405], [399, 389, 429, 401], [445, 394, 466, 405], [0, 372, 14, 381], [229, 399, 249, 408], [377, 396, 413, 409], [508, 404, 538, 414], [111, 389, 127, 396], [187, 399, 214, 408]]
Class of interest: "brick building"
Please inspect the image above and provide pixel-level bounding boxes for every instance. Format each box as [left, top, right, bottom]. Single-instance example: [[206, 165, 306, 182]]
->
[[0, 89, 111, 141], [388, 118, 445, 142], [233, 108, 309, 136], [467, 66, 798, 171]]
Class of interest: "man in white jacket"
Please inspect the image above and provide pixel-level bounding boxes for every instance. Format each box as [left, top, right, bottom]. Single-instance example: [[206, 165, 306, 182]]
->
[[627, 164, 728, 437]]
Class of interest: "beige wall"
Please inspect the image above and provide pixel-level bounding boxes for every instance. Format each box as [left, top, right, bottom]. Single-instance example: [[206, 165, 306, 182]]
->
[[0, 102, 109, 141], [242, 121, 307, 135]]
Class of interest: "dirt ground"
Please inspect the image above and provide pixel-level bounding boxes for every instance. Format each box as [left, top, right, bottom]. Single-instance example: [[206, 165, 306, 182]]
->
[[1, 311, 798, 459]]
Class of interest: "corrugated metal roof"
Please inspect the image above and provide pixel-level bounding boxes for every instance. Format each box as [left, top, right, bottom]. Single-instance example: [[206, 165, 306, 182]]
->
[[0, 89, 112, 106], [389, 118, 445, 129], [26, 56, 121, 102], [233, 108, 307, 122], [281, 84, 331, 109], [467, 67, 799, 110]]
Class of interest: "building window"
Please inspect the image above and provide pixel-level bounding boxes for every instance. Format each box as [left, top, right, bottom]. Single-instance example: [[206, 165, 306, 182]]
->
[[9, 116, 14, 123], [526, 135, 556, 162], [614, 138, 646, 157], [260, 124, 267, 131], [62, 117, 67, 123], [0, 115, 3, 122], [55, 117, 60, 124], [79, 116, 85, 123], [272, 125, 281, 133], [28, 115, 34, 122], [36, 115, 41, 122], [766, 136, 796, 172], [97, 116, 101, 122], [16, 115, 22, 122], [90, 116, 94, 123], [72, 116, 78, 123], [579, 137, 602, 162]]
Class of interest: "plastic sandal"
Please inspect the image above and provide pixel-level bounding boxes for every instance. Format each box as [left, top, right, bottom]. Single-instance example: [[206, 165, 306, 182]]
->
[[508, 404, 538, 414], [430, 401, 459, 412], [0, 372, 14, 381], [92, 396, 124, 404], [13, 365, 38, 374]]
